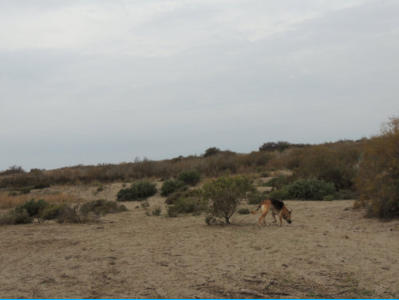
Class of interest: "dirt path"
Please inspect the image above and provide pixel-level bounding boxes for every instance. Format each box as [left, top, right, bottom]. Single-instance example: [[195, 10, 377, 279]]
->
[[0, 200, 398, 298]]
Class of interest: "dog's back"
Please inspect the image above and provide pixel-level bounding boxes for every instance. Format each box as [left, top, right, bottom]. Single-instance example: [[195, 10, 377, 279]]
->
[[271, 199, 284, 211]]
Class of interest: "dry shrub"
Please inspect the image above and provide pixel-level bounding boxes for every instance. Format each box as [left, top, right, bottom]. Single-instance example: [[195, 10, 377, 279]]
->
[[281, 143, 360, 190], [0, 151, 266, 188], [0, 140, 364, 189], [0, 209, 32, 225], [238, 152, 273, 168], [0, 192, 81, 209], [356, 118, 399, 218]]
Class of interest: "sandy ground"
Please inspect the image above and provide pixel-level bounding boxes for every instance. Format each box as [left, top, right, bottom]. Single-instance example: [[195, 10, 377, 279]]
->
[[0, 185, 399, 298]]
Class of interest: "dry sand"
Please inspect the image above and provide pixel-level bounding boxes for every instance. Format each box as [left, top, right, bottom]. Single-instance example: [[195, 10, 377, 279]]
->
[[0, 186, 399, 298]]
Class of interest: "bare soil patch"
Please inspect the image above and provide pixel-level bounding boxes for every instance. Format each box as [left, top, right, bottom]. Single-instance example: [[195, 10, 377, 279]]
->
[[0, 196, 398, 298]]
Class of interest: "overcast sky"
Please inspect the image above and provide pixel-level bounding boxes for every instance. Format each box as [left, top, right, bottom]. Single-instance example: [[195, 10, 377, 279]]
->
[[1, 0, 399, 170]]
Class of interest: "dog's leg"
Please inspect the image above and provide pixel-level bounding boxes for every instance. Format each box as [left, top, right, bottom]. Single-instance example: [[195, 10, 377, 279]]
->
[[278, 212, 283, 226], [258, 204, 269, 226], [271, 212, 277, 224], [258, 214, 266, 226]]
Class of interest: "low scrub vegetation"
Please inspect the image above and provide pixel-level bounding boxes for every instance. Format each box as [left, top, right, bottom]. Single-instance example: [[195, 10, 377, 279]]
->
[[117, 181, 157, 201], [0, 191, 80, 209], [0, 199, 127, 225], [269, 178, 336, 201], [165, 188, 200, 205], [166, 189, 206, 217], [167, 197, 207, 217], [40, 204, 69, 220], [79, 199, 127, 216]]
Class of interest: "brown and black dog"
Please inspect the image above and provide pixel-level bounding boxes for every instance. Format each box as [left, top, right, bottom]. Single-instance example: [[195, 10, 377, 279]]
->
[[252, 199, 292, 226]]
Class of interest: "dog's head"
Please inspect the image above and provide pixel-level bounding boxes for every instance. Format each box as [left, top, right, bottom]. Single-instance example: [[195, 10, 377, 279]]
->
[[282, 207, 292, 224]]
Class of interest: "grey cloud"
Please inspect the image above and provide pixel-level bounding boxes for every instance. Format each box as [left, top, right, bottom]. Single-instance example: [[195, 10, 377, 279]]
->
[[1, 0, 398, 170]]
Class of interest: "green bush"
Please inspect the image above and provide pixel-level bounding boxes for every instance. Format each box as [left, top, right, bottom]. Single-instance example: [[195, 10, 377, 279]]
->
[[19, 187, 32, 194], [285, 178, 336, 200], [40, 204, 68, 220], [203, 147, 221, 157], [165, 188, 200, 205], [323, 195, 335, 201], [264, 175, 293, 189], [151, 207, 161, 216], [238, 208, 250, 215], [166, 189, 207, 217], [161, 179, 186, 196], [260, 171, 270, 177], [56, 206, 82, 223], [203, 175, 254, 224], [247, 190, 267, 205], [16, 199, 50, 217], [259, 141, 291, 152], [117, 181, 157, 201], [269, 189, 290, 201], [178, 170, 201, 186], [33, 183, 50, 189], [80, 199, 127, 216], [173, 197, 207, 214], [270, 178, 336, 201], [336, 189, 357, 200]]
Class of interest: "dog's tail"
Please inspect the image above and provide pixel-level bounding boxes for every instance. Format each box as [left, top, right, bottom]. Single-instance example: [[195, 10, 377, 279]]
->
[[251, 204, 261, 215]]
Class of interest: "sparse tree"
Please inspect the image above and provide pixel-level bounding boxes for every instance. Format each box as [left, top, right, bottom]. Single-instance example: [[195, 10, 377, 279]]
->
[[203, 175, 254, 224], [204, 147, 221, 157]]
